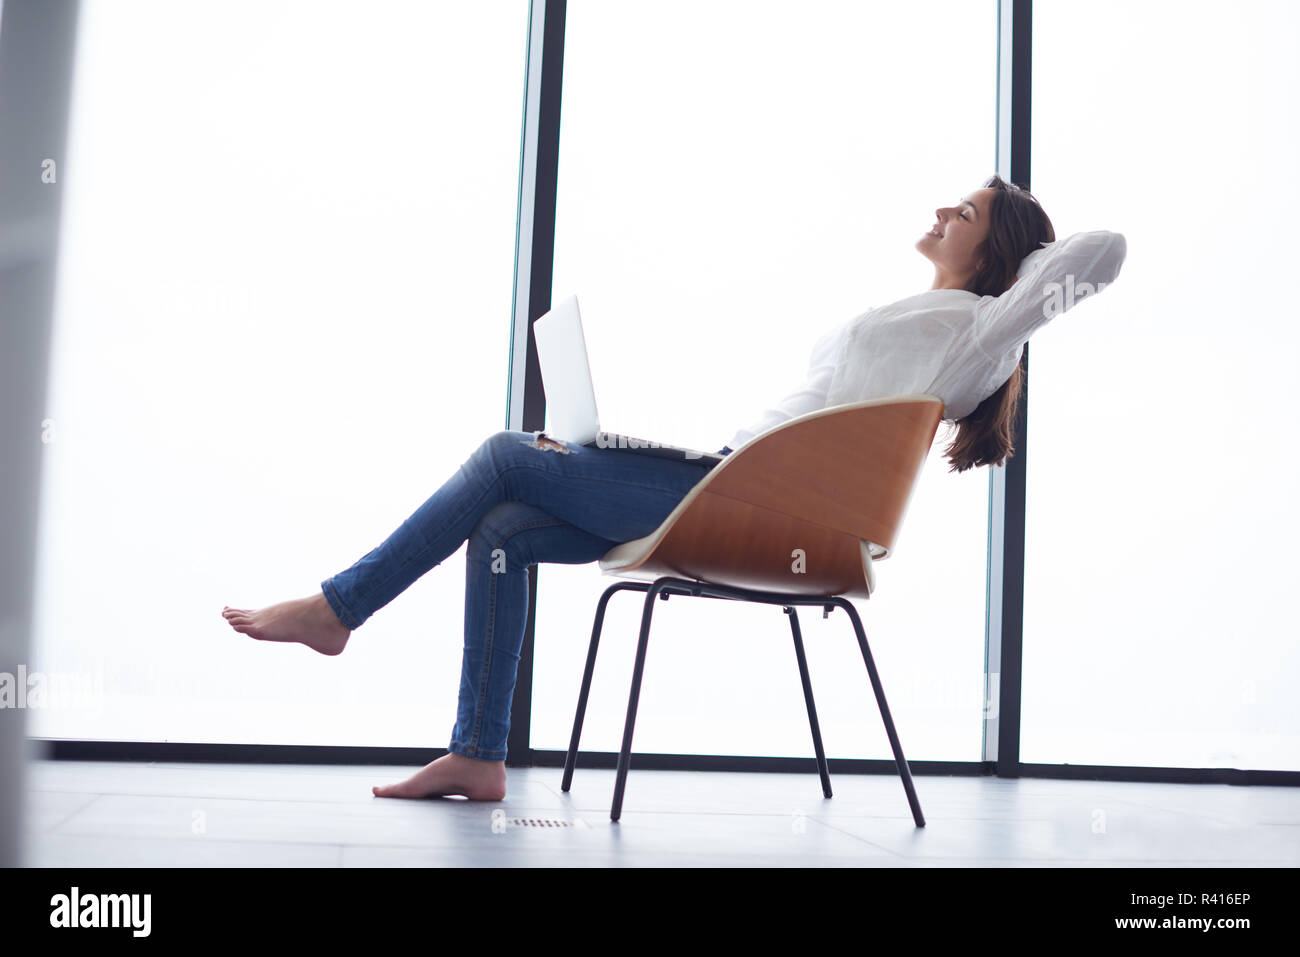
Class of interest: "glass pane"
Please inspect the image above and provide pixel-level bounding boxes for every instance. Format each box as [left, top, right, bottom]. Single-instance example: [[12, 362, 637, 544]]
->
[[30, 0, 530, 746], [1024, 0, 1300, 769], [532, 0, 997, 760]]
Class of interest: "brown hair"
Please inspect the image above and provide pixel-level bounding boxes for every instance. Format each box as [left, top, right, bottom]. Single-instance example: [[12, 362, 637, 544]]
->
[[942, 173, 1055, 473]]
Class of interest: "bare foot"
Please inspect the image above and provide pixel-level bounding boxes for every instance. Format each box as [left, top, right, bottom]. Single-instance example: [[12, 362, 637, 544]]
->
[[221, 591, 351, 656], [372, 752, 507, 801]]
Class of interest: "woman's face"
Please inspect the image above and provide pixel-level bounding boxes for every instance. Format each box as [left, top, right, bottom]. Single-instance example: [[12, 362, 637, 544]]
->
[[916, 187, 995, 290]]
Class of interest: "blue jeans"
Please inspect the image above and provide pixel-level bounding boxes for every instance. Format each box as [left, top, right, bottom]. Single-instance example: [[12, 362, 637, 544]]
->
[[320, 430, 727, 762]]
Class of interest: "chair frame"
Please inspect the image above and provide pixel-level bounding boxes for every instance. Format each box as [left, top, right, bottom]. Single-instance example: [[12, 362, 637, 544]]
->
[[560, 396, 942, 827], [560, 575, 926, 827]]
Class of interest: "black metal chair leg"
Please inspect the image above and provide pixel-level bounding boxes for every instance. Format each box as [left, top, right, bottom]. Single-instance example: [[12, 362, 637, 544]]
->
[[832, 597, 926, 827], [784, 606, 832, 798], [611, 579, 665, 822], [562, 581, 645, 792], [570, 575, 923, 827]]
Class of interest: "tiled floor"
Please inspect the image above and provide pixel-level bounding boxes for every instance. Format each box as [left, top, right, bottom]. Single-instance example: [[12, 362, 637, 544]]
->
[[18, 759, 1300, 867]]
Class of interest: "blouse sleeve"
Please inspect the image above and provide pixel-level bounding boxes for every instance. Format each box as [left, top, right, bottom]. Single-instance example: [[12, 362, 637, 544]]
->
[[727, 323, 846, 450], [727, 378, 831, 450], [973, 230, 1128, 360]]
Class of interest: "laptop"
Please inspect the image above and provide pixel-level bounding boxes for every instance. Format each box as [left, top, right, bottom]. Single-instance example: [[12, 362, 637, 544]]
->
[[532, 294, 724, 464]]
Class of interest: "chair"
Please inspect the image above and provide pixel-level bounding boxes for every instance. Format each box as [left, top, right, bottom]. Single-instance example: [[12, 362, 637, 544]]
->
[[560, 394, 944, 826]]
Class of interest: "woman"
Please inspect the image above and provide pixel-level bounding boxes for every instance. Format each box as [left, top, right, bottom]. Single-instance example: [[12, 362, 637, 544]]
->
[[221, 173, 1126, 802]]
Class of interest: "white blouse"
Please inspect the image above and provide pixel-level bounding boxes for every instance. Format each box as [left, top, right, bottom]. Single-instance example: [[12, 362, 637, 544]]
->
[[726, 230, 1128, 451]]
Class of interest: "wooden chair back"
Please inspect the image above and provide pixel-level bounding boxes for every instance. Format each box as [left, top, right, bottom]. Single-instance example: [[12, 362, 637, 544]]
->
[[598, 394, 945, 598]]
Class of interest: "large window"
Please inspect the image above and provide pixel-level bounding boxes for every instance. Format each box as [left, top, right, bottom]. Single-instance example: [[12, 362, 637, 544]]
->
[[30, 0, 530, 746], [1023, 0, 1300, 770], [530, 0, 998, 760]]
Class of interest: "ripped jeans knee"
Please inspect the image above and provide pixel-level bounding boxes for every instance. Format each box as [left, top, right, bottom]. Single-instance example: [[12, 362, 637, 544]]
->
[[520, 431, 571, 454]]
